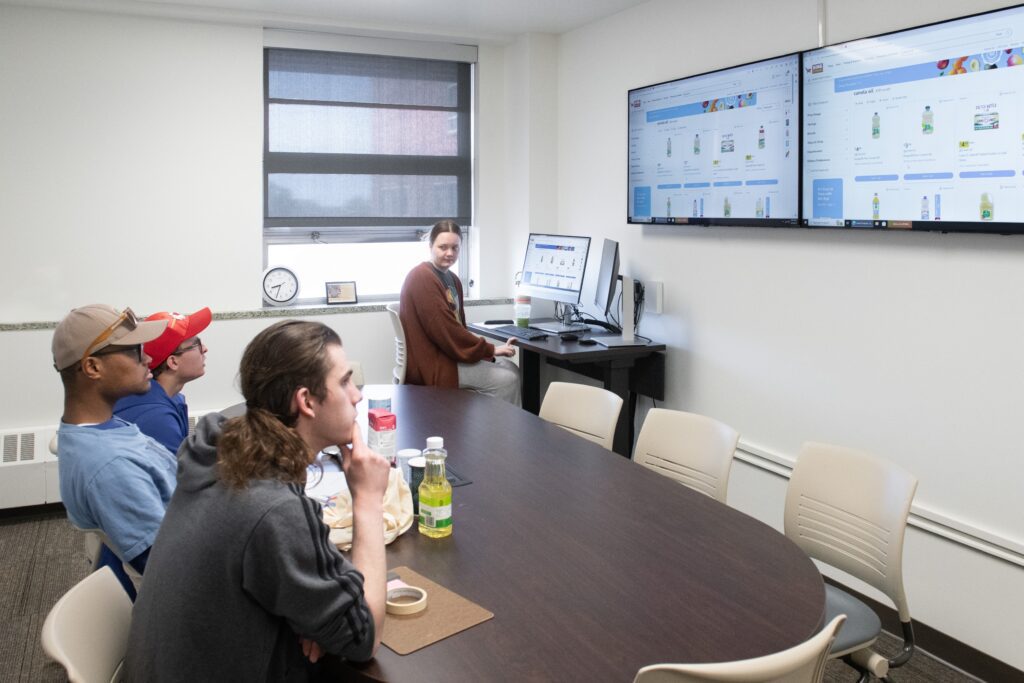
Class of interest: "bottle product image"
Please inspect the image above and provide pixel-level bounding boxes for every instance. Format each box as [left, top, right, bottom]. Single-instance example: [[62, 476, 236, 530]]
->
[[922, 106, 934, 134], [920, 195, 929, 221], [694, 133, 701, 155], [765, 196, 771, 218], [934, 194, 941, 220], [699, 197, 704, 217], [692, 199, 698, 217], [872, 193, 880, 219], [667, 197, 671, 216], [872, 112, 880, 139], [980, 193, 994, 221], [755, 197, 764, 218], [418, 436, 452, 538], [723, 197, 731, 217], [758, 125, 765, 149], [666, 137, 672, 157]]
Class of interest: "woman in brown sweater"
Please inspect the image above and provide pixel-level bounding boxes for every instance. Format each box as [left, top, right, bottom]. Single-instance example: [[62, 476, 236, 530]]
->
[[398, 221, 521, 405]]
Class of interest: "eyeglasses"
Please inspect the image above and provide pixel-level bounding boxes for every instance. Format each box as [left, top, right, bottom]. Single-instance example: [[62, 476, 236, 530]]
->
[[172, 337, 204, 355], [88, 344, 144, 365], [80, 307, 139, 365]]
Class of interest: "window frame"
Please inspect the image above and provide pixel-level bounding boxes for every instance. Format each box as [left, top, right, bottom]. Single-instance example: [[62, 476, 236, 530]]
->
[[262, 44, 475, 305]]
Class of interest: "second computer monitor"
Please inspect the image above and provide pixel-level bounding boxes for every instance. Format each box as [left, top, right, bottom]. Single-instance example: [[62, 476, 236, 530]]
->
[[518, 233, 591, 305], [593, 238, 620, 317]]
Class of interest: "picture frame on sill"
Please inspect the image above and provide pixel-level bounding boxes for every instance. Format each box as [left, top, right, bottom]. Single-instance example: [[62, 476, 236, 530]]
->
[[326, 281, 357, 305]]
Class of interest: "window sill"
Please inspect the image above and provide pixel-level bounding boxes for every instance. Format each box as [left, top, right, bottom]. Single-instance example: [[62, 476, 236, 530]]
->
[[0, 298, 514, 331]]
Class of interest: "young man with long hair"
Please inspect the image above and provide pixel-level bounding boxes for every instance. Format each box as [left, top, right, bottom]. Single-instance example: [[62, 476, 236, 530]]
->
[[126, 320, 389, 681]]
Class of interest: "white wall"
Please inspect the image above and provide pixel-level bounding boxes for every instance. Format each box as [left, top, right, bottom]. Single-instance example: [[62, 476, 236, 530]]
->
[[557, 0, 1024, 670], [0, 4, 525, 426], [0, 5, 263, 320]]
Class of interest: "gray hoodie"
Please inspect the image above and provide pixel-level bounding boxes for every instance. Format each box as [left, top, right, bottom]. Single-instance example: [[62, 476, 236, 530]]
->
[[125, 412, 374, 682]]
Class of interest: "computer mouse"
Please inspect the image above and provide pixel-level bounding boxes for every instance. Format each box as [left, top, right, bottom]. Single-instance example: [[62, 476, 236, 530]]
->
[[578, 338, 598, 346], [561, 333, 579, 342]]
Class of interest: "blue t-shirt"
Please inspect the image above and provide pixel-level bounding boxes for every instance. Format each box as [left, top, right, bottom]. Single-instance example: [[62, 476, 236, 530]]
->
[[57, 418, 177, 563], [114, 379, 189, 455]]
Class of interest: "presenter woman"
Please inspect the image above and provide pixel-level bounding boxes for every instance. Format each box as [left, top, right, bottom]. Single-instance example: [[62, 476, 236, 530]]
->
[[399, 220, 521, 405]]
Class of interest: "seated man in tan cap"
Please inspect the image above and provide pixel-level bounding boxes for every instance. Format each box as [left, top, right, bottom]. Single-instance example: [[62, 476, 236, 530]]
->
[[53, 305, 178, 587], [115, 307, 211, 454]]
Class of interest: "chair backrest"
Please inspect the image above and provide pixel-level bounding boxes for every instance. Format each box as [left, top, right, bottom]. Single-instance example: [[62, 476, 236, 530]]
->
[[634, 408, 739, 503], [385, 303, 407, 385], [41, 566, 132, 683], [80, 528, 143, 589], [784, 442, 917, 622], [539, 382, 623, 450], [633, 615, 845, 683]]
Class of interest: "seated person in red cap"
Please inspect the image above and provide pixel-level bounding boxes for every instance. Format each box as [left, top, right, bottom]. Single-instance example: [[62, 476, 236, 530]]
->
[[115, 307, 211, 455], [54, 304, 178, 597]]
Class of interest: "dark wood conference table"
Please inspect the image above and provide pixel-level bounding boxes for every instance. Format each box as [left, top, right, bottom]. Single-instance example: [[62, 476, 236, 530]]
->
[[332, 385, 825, 682]]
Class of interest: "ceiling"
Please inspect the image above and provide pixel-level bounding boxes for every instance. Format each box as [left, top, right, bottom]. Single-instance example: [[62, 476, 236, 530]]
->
[[6, 0, 653, 42]]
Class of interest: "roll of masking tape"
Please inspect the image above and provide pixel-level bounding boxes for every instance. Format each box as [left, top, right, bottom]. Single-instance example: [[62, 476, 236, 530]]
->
[[386, 585, 428, 615]]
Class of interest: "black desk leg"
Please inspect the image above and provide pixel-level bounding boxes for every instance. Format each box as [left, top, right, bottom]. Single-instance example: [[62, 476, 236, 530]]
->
[[604, 363, 632, 458], [521, 350, 541, 414]]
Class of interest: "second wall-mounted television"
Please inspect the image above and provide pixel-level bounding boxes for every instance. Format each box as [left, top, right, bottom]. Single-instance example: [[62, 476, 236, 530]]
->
[[628, 53, 801, 227], [803, 4, 1024, 233]]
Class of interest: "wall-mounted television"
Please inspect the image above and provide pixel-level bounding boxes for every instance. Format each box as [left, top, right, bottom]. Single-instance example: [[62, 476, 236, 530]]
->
[[803, 4, 1024, 234], [628, 53, 800, 227]]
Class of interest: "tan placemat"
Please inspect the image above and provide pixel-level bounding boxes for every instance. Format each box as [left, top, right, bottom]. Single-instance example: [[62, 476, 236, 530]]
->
[[382, 566, 493, 655]]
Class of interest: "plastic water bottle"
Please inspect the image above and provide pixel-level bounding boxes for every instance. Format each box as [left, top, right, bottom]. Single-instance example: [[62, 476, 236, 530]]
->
[[418, 437, 452, 538], [514, 294, 532, 328]]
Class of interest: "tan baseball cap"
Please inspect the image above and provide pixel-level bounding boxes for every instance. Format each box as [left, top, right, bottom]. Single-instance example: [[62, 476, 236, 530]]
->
[[52, 305, 168, 371]]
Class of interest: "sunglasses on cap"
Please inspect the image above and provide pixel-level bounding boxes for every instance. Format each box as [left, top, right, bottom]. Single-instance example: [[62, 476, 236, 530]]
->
[[80, 307, 140, 365]]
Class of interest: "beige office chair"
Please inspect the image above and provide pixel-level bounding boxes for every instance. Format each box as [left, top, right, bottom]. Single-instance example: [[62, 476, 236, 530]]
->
[[785, 442, 918, 682], [80, 528, 143, 591], [385, 303, 407, 385], [634, 614, 845, 683], [633, 408, 739, 503], [41, 566, 132, 683], [539, 381, 623, 450]]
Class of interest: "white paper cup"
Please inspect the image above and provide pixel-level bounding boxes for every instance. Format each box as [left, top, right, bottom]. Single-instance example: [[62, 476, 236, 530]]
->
[[397, 448, 421, 483], [365, 386, 392, 411]]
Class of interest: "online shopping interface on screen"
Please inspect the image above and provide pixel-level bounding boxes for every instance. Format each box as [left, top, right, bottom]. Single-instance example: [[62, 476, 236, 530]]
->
[[628, 54, 799, 226], [520, 234, 589, 300], [803, 7, 1024, 229]]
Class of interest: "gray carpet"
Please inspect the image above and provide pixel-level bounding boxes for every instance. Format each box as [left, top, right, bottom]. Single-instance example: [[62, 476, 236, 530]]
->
[[0, 510, 980, 682], [0, 509, 90, 682]]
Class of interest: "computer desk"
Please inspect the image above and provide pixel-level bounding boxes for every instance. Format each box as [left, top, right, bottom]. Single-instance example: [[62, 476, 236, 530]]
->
[[469, 322, 666, 457], [331, 386, 825, 682]]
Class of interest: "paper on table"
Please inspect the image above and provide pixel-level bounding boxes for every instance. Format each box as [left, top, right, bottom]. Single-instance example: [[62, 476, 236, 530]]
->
[[305, 471, 349, 506]]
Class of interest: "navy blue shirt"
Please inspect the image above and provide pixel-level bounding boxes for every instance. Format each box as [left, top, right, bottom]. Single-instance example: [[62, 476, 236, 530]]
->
[[114, 379, 189, 455]]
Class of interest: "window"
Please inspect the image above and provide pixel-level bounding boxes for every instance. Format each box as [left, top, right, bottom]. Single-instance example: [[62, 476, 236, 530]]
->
[[264, 47, 473, 303]]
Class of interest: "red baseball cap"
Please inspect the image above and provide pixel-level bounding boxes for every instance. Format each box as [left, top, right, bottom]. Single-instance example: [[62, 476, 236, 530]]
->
[[144, 307, 212, 369]]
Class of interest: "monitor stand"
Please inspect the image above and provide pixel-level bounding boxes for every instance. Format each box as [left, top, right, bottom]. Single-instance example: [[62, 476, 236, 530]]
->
[[595, 275, 647, 347]]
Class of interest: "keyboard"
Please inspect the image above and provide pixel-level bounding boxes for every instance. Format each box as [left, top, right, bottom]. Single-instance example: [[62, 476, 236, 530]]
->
[[491, 324, 549, 341]]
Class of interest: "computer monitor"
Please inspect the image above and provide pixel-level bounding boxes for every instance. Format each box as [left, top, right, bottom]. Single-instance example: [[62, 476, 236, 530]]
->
[[518, 233, 591, 305], [593, 238, 620, 318]]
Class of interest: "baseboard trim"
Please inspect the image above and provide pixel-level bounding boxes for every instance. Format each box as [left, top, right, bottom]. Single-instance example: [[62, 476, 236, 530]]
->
[[824, 576, 1024, 682], [0, 502, 66, 521]]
